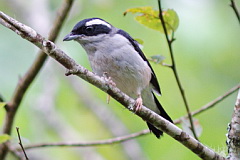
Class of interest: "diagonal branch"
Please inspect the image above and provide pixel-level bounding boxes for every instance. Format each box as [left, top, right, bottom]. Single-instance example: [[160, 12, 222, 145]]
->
[[230, 0, 240, 24], [175, 84, 240, 124], [12, 84, 239, 151], [0, 0, 74, 159], [157, 0, 198, 140], [16, 127, 28, 160], [0, 11, 226, 160]]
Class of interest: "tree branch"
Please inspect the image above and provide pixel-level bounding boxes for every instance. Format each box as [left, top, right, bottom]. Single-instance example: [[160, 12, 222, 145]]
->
[[12, 84, 238, 152], [0, 0, 74, 159], [0, 11, 226, 160], [175, 84, 240, 124], [13, 130, 149, 151], [227, 89, 240, 159], [16, 127, 28, 160], [157, 0, 198, 140], [230, 0, 240, 24]]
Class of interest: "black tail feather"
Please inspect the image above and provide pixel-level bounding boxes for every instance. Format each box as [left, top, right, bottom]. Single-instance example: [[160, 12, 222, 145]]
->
[[147, 93, 173, 139], [147, 122, 163, 138], [153, 93, 173, 123]]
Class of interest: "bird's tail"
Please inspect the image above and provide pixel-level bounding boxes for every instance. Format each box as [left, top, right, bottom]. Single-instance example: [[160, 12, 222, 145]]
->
[[147, 93, 173, 138]]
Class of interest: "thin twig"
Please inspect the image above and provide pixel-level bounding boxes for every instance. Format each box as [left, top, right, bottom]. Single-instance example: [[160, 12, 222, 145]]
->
[[0, 0, 74, 159], [157, 0, 198, 140], [15, 130, 150, 150], [230, 0, 240, 24], [174, 84, 240, 124], [0, 12, 226, 159], [16, 127, 28, 160]]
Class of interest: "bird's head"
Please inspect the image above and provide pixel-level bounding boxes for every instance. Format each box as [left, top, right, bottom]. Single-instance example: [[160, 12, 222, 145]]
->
[[63, 18, 113, 44]]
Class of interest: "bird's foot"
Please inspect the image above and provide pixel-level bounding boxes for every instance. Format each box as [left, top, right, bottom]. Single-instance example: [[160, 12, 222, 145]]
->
[[134, 96, 143, 113], [103, 72, 116, 86], [107, 94, 111, 104]]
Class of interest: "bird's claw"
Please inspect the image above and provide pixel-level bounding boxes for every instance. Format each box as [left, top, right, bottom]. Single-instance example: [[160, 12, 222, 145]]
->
[[103, 72, 116, 86], [134, 96, 143, 113]]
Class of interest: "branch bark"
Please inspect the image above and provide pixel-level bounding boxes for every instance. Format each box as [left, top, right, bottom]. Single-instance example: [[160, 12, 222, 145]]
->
[[0, 11, 226, 160], [227, 89, 240, 159]]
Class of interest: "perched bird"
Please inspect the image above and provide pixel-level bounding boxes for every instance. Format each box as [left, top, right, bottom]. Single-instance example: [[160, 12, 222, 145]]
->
[[63, 18, 172, 138]]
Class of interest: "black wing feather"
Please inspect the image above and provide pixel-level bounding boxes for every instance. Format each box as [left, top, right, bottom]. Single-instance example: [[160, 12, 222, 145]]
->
[[116, 29, 161, 94]]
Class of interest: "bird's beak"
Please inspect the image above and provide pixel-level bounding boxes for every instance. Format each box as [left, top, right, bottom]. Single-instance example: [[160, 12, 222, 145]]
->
[[63, 33, 79, 41]]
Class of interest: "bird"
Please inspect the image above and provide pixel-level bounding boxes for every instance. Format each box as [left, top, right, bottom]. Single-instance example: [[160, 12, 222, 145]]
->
[[63, 18, 173, 138]]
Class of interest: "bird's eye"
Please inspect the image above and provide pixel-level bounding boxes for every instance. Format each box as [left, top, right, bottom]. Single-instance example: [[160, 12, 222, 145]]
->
[[85, 26, 94, 34]]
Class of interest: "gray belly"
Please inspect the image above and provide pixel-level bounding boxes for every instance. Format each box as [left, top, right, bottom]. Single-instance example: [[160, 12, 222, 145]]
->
[[89, 53, 151, 97]]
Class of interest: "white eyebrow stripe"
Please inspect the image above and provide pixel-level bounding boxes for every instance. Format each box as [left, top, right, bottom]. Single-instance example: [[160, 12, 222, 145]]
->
[[85, 19, 111, 28]]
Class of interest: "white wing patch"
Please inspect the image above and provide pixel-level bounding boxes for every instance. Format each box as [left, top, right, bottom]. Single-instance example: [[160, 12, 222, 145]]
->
[[85, 19, 111, 28]]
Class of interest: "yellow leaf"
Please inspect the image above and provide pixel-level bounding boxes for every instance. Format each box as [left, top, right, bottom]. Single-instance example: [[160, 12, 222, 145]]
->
[[124, 7, 179, 33]]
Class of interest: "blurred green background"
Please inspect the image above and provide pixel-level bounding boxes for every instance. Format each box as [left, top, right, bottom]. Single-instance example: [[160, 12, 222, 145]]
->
[[0, 0, 239, 159]]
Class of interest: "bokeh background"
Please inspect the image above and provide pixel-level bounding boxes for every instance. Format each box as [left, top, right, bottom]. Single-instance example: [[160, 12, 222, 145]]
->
[[0, 0, 239, 159]]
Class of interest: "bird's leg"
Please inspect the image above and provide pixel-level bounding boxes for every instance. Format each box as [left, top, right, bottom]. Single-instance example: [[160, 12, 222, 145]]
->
[[134, 94, 143, 112], [103, 72, 116, 104], [107, 95, 111, 104]]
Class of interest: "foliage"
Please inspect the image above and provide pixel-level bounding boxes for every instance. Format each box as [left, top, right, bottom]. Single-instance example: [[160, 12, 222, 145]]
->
[[149, 55, 166, 64], [124, 7, 179, 33]]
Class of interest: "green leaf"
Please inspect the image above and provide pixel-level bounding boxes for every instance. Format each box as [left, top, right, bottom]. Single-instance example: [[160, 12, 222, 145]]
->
[[162, 9, 179, 32], [149, 55, 165, 64], [124, 7, 179, 33], [0, 102, 6, 108], [135, 15, 163, 32], [0, 134, 11, 144], [124, 7, 158, 16], [134, 38, 144, 45]]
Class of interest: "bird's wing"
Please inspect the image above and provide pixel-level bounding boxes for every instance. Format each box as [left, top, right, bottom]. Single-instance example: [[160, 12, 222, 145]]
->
[[116, 29, 161, 95]]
